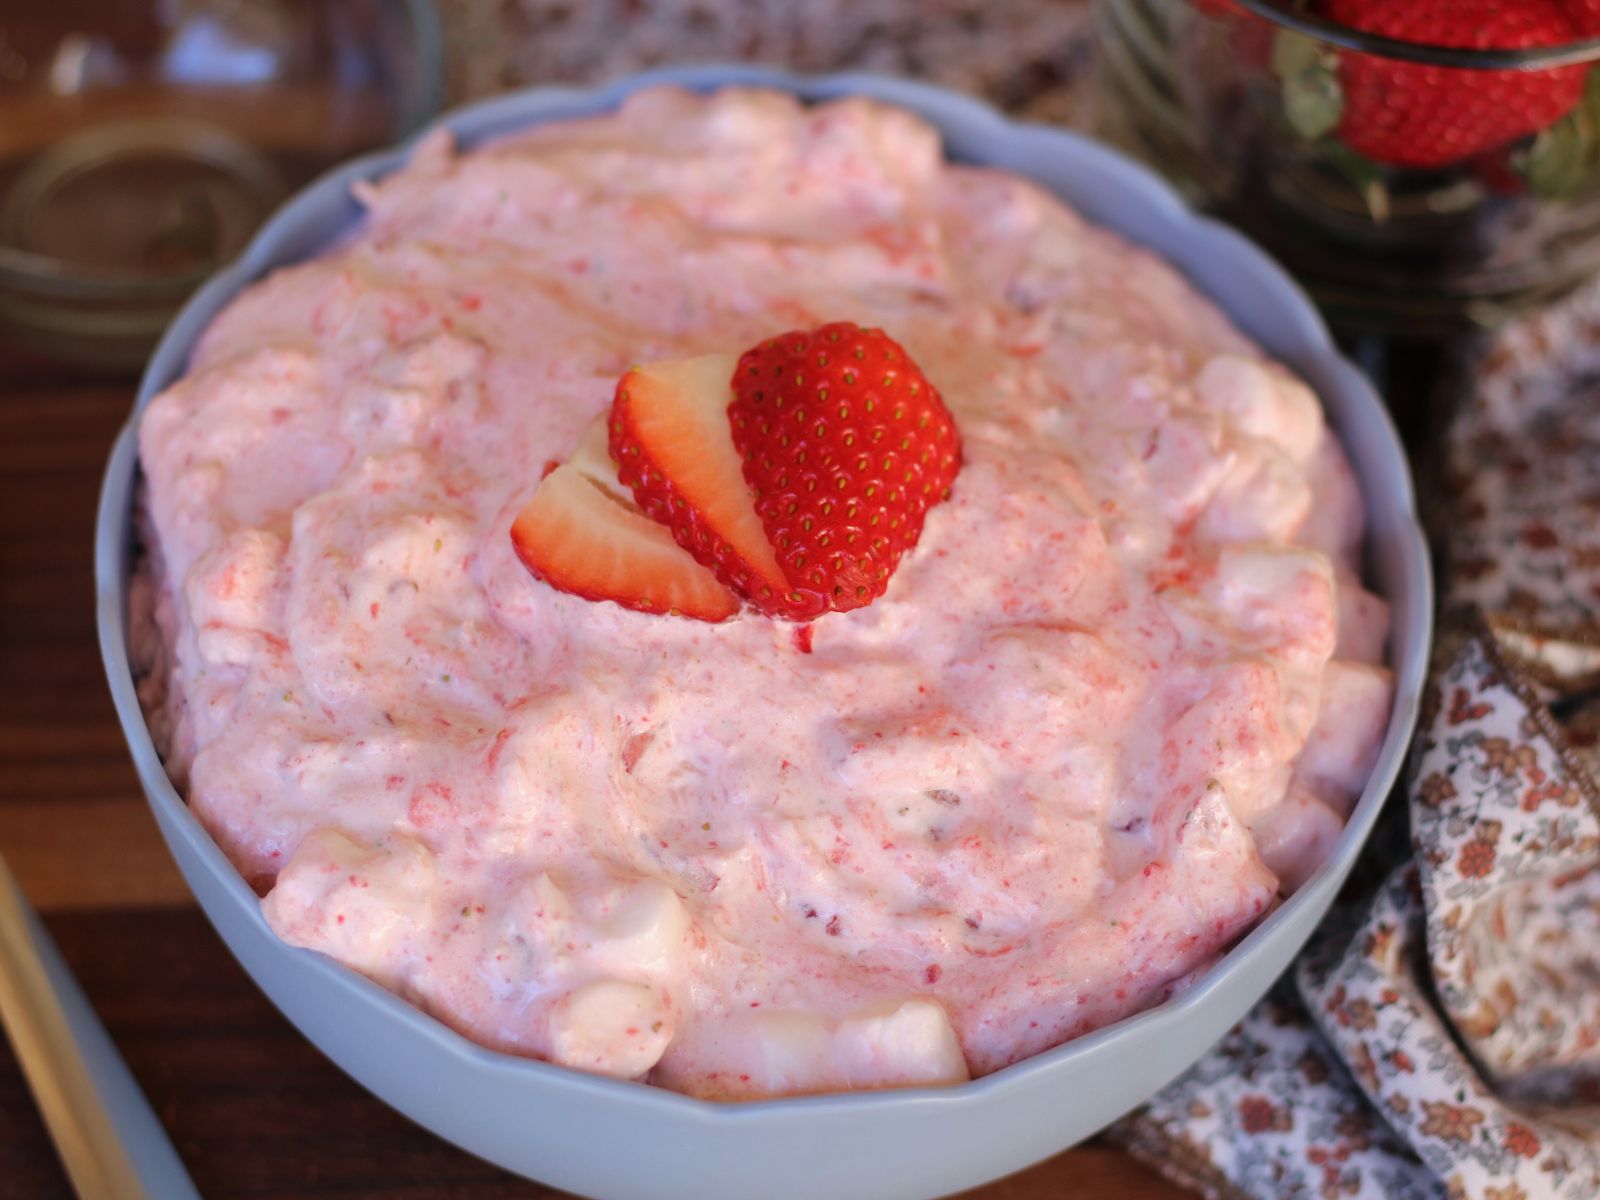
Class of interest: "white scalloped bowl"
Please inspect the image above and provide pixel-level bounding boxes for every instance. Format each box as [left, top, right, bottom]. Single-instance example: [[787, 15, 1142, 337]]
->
[[96, 66, 1431, 1200]]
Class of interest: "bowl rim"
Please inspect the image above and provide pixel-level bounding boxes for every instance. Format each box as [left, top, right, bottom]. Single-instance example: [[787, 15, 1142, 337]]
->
[[97, 62, 1434, 1126]]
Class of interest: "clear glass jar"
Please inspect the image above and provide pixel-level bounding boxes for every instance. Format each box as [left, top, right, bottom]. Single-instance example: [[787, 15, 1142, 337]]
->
[[0, 2, 444, 371], [1096, 0, 1600, 336]]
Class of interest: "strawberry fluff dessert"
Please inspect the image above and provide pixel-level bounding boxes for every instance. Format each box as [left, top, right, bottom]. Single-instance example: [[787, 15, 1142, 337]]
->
[[133, 86, 1393, 1100]]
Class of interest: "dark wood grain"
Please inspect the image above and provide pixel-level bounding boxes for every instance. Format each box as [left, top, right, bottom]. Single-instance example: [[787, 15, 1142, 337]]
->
[[0, 332, 1193, 1197], [0, 338, 192, 910], [0, 909, 558, 1200]]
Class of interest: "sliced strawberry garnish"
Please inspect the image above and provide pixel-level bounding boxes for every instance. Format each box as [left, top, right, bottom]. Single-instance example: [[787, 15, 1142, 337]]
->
[[511, 415, 739, 622], [729, 323, 960, 618], [608, 355, 792, 609], [550, 325, 960, 624]]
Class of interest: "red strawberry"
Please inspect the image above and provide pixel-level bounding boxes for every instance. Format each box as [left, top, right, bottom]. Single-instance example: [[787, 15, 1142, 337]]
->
[[608, 353, 793, 609], [728, 323, 960, 618], [1326, 0, 1588, 169], [511, 415, 739, 622], [1564, 0, 1600, 37], [608, 326, 961, 621]]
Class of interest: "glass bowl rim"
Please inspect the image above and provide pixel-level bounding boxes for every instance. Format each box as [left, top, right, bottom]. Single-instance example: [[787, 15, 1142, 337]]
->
[[1235, 0, 1600, 69]]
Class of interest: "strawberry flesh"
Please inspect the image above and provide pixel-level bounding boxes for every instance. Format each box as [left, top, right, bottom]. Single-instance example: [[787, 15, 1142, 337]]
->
[[609, 354, 791, 609], [511, 415, 739, 622], [1566, 0, 1600, 37]]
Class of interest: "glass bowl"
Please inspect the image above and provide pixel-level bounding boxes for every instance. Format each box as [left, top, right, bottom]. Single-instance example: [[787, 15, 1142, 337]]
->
[[0, 1, 443, 371], [1096, 0, 1600, 336]]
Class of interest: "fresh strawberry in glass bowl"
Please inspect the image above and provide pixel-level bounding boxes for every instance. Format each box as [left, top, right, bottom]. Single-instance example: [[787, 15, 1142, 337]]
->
[[1328, 0, 1590, 169], [1096, 0, 1600, 337]]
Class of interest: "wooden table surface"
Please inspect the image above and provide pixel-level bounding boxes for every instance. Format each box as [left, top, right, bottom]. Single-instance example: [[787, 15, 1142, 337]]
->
[[0, 335, 1195, 1198]]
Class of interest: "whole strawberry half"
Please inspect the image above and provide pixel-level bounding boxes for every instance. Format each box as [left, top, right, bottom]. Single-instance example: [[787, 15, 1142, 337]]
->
[[728, 323, 961, 618], [1327, 0, 1588, 169]]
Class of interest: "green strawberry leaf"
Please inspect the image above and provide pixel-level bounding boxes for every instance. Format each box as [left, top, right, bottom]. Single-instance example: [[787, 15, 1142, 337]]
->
[[1518, 68, 1600, 200], [1265, 27, 1392, 221], [1283, 63, 1343, 141], [1272, 30, 1343, 141]]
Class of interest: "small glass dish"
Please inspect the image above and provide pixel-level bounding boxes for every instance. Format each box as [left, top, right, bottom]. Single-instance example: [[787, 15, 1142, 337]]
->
[[0, 1, 443, 372], [1096, 0, 1600, 336]]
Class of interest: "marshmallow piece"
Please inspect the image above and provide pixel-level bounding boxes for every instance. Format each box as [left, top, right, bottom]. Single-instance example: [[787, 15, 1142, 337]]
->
[[1296, 439, 1365, 572], [1206, 543, 1336, 661], [1295, 661, 1394, 813], [263, 827, 438, 983], [1252, 787, 1344, 893], [1335, 580, 1391, 665], [186, 528, 289, 666], [722, 1001, 969, 1096], [1157, 658, 1300, 822], [740, 1011, 835, 1095], [474, 872, 576, 1002], [1137, 408, 1232, 523], [593, 879, 690, 975], [1196, 439, 1311, 545], [548, 980, 674, 1079], [1196, 355, 1324, 467], [834, 999, 970, 1090]]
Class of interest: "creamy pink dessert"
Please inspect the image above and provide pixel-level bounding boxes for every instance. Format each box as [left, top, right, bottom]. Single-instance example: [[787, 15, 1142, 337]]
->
[[135, 86, 1393, 1099]]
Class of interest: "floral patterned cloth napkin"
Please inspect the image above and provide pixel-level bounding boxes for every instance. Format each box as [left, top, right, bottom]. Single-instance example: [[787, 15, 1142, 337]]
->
[[1112, 286, 1600, 1200]]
